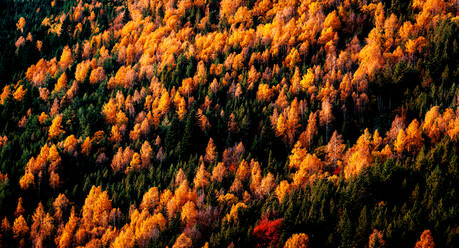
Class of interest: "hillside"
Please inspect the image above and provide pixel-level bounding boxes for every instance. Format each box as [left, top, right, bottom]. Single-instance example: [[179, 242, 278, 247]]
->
[[0, 0, 458, 247]]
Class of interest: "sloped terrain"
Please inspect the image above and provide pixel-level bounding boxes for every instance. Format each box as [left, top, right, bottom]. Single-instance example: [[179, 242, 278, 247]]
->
[[0, 0, 458, 247]]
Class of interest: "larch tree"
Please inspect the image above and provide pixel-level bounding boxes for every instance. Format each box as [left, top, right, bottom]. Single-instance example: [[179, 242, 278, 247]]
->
[[319, 99, 334, 141], [368, 229, 385, 248], [300, 112, 318, 149], [140, 187, 159, 212], [31, 202, 54, 248], [13, 215, 29, 240], [140, 141, 152, 168], [172, 233, 192, 248], [193, 162, 210, 190], [415, 230, 435, 248], [284, 233, 309, 248], [15, 197, 25, 217], [204, 138, 216, 164], [275, 180, 291, 203], [326, 130, 345, 168], [180, 201, 197, 226], [48, 115, 64, 140]]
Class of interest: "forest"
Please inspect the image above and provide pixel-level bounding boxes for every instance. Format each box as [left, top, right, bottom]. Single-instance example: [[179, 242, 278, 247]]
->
[[0, 0, 458, 247]]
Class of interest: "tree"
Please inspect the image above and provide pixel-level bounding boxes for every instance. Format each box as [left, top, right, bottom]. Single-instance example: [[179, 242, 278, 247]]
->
[[140, 187, 159, 212], [13, 215, 29, 239], [326, 131, 345, 168], [19, 170, 35, 190], [58, 46, 73, 71], [0, 85, 10, 105], [13, 85, 27, 101], [172, 233, 192, 248], [111, 226, 134, 248], [89, 67, 106, 84], [180, 201, 197, 226], [405, 119, 423, 153], [193, 162, 210, 189], [56, 207, 78, 248], [16, 17, 26, 32], [319, 99, 334, 141], [15, 197, 25, 217], [394, 129, 406, 155], [81, 137, 92, 156], [102, 98, 118, 124], [257, 83, 274, 102], [140, 141, 152, 168], [300, 112, 318, 149], [423, 106, 441, 142], [211, 162, 226, 183], [49, 115, 64, 140], [369, 229, 385, 248], [225, 202, 247, 223], [275, 180, 291, 203], [31, 202, 54, 248], [204, 138, 217, 164], [256, 173, 275, 198], [284, 233, 309, 248], [79, 186, 112, 239], [344, 129, 372, 179], [415, 230, 435, 248], [252, 217, 283, 248], [53, 194, 69, 223], [63, 135, 78, 154], [53, 73, 68, 93], [285, 48, 300, 69], [128, 152, 141, 172]]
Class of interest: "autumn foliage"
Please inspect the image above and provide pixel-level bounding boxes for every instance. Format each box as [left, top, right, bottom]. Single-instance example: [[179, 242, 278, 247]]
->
[[0, 0, 458, 247]]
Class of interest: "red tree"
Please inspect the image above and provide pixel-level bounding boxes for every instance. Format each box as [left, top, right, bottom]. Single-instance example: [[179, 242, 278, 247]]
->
[[252, 217, 283, 248]]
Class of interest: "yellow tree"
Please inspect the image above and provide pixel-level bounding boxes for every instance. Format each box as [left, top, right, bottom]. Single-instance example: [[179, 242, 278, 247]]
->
[[15, 197, 25, 217], [415, 230, 435, 248], [326, 130, 345, 167], [13, 85, 27, 101], [54, 73, 67, 92], [275, 180, 291, 203], [284, 233, 309, 248], [49, 115, 64, 139], [405, 119, 423, 153], [319, 99, 334, 140], [204, 138, 216, 164], [193, 162, 210, 189], [140, 187, 159, 212], [211, 162, 227, 183], [140, 141, 152, 168], [394, 129, 406, 155], [17, 17, 26, 32], [31, 202, 54, 248], [63, 135, 78, 154], [13, 215, 29, 239], [172, 233, 192, 248], [344, 129, 372, 179], [180, 201, 197, 226], [369, 229, 385, 248], [56, 207, 78, 248]]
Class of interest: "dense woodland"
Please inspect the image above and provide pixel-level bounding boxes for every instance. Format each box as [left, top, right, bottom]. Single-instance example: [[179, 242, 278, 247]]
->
[[0, 0, 458, 247]]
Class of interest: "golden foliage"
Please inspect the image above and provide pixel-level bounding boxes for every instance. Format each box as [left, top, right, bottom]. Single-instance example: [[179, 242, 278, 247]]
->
[[415, 229, 435, 248], [49, 115, 64, 139], [13, 85, 27, 101], [0, 85, 10, 105], [16, 17, 26, 32], [194, 162, 210, 189], [225, 202, 247, 223], [13, 215, 29, 239], [284, 233, 309, 248], [172, 233, 192, 248]]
